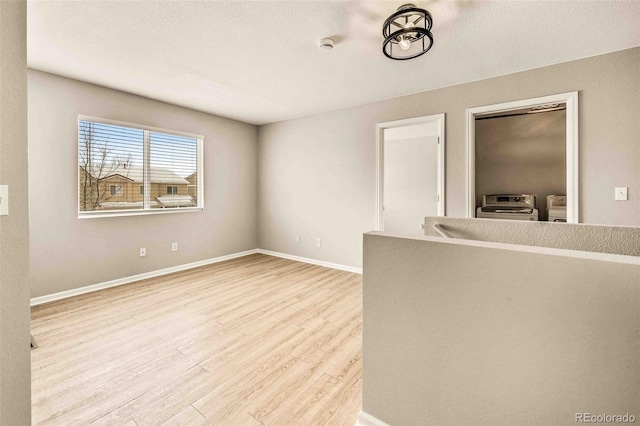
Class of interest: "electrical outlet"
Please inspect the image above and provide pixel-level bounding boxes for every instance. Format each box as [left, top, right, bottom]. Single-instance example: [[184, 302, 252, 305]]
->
[[139, 247, 146, 257], [316, 239, 321, 247], [295, 236, 300, 244], [172, 242, 178, 252]]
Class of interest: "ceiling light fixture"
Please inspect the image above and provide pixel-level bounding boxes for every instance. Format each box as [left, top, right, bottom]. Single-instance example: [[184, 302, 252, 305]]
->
[[382, 3, 433, 61]]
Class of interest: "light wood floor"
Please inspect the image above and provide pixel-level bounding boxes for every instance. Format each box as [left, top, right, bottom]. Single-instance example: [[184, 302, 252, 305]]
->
[[31, 254, 362, 425]]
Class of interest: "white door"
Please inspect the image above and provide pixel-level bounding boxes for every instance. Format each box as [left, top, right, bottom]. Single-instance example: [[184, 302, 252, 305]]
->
[[383, 133, 439, 235]]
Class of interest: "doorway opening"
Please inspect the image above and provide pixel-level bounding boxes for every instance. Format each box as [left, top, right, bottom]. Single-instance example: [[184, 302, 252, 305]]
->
[[375, 114, 445, 234], [466, 92, 579, 223]]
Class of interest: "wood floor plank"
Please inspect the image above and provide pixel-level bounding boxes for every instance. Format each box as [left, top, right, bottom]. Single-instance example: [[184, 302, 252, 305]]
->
[[197, 324, 306, 373], [92, 365, 212, 426], [175, 330, 247, 362], [260, 372, 342, 425], [33, 338, 175, 406], [194, 356, 311, 423], [31, 253, 362, 425], [32, 325, 161, 382], [325, 347, 362, 384], [310, 372, 362, 426], [248, 358, 326, 423], [159, 406, 206, 426], [35, 349, 193, 425]]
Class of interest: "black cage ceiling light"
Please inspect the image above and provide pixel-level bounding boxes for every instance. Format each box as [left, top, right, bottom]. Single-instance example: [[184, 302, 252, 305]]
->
[[382, 3, 433, 60]]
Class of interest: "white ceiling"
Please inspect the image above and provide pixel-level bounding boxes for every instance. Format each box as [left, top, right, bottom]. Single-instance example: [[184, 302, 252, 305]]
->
[[28, 1, 640, 125]]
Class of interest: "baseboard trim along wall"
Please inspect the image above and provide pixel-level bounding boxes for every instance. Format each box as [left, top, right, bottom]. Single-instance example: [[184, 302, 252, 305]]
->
[[355, 411, 391, 426], [256, 249, 363, 274], [30, 248, 362, 306], [30, 249, 260, 306]]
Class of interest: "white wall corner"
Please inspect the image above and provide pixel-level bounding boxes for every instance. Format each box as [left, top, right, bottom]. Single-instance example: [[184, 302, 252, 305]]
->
[[355, 411, 391, 426]]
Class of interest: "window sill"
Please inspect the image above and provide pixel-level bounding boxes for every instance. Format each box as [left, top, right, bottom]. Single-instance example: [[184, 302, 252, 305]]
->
[[78, 207, 203, 219]]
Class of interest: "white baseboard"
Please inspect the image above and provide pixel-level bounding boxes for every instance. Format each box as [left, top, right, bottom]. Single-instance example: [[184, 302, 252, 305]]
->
[[31, 248, 361, 306], [256, 249, 362, 274], [30, 249, 259, 306], [355, 411, 391, 426]]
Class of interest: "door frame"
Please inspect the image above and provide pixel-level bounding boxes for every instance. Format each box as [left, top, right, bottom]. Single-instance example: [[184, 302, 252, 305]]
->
[[375, 113, 445, 231], [466, 91, 579, 223]]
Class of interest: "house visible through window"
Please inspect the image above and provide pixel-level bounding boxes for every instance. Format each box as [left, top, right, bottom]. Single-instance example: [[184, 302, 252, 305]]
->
[[78, 117, 203, 216]]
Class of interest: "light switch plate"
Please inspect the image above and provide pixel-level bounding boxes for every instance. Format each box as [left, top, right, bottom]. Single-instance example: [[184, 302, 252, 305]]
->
[[0, 185, 8, 216], [615, 187, 628, 201]]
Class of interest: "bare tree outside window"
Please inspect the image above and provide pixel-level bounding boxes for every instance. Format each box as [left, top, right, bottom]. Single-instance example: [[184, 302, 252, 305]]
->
[[78, 122, 134, 211]]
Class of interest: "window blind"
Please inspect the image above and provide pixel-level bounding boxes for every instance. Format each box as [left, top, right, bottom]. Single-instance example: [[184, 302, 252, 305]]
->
[[149, 131, 198, 208], [78, 118, 202, 215]]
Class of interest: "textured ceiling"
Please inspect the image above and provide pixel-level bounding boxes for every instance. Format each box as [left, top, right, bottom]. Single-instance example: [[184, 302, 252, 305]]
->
[[28, 1, 640, 125]]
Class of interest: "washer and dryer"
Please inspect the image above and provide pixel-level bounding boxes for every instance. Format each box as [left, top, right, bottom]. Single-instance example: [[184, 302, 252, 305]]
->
[[547, 195, 567, 222], [476, 194, 538, 221]]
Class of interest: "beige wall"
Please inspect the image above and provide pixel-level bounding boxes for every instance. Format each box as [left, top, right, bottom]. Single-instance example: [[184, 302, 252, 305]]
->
[[258, 48, 640, 268], [29, 70, 258, 297], [363, 232, 640, 425], [475, 110, 566, 221], [0, 0, 31, 424]]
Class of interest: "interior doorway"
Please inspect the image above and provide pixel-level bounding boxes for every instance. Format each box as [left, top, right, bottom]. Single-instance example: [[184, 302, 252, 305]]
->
[[466, 92, 579, 223], [376, 114, 445, 234]]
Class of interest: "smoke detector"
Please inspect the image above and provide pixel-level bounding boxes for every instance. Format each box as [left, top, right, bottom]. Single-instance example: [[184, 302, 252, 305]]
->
[[319, 38, 334, 50]]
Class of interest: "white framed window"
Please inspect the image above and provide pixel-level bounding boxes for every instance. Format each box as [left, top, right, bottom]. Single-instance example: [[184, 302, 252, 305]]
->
[[109, 185, 123, 196], [78, 116, 204, 218]]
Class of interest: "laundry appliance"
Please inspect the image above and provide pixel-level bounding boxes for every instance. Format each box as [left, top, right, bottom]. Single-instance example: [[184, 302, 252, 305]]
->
[[547, 195, 567, 222], [476, 194, 538, 221]]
